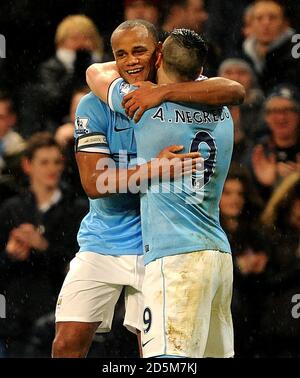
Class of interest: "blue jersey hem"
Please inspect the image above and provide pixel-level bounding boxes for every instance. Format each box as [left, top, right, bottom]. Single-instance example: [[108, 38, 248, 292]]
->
[[144, 247, 231, 265], [79, 247, 143, 256]]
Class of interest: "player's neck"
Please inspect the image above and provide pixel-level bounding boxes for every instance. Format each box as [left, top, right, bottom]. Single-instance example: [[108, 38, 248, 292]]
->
[[157, 69, 179, 85]]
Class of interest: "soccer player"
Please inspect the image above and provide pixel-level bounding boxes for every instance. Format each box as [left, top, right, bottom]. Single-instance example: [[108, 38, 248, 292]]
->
[[52, 20, 243, 358], [88, 28, 235, 358]]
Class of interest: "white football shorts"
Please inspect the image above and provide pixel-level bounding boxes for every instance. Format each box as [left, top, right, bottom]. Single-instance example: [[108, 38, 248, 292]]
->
[[55, 251, 144, 334], [141, 250, 234, 358]]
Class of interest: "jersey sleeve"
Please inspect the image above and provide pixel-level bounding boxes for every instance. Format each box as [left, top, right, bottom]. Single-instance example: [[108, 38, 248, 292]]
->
[[107, 78, 135, 116], [74, 93, 111, 155]]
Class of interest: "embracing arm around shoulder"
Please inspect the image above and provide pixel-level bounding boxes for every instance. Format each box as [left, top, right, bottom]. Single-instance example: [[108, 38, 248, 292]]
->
[[159, 77, 246, 106], [121, 78, 245, 122], [86, 62, 120, 103]]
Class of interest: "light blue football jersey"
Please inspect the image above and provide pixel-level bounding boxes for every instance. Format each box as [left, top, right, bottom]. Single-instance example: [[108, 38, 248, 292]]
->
[[108, 79, 233, 264], [74, 92, 142, 255]]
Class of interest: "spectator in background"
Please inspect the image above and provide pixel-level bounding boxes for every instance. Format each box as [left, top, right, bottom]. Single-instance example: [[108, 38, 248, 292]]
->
[[259, 173, 300, 357], [220, 164, 269, 357], [242, 3, 254, 39], [261, 172, 300, 267], [251, 84, 300, 200], [218, 58, 265, 143], [55, 86, 90, 199], [229, 105, 254, 170], [55, 86, 90, 149], [242, 0, 300, 93], [161, 0, 208, 34], [19, 15, 106, 137], [123, 0, 160, 26], [220, 164, 267, 274], [0, 91, 26, 205], [160, 0, 220, 76], [0, 132, 86, 357], [205, 0, 252, 58]]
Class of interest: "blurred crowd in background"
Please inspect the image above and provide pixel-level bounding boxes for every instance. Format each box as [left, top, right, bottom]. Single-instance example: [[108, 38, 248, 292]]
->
[[0, 0, 300, 358]]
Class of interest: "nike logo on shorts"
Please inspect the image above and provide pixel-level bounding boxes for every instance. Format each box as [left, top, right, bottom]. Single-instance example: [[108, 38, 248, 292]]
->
[[142, 338, 154, 348]]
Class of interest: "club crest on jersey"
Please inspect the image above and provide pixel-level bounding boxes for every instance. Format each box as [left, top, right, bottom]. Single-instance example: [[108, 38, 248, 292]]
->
[[75, 117, 89, 135], [119, 81, 131, 95]]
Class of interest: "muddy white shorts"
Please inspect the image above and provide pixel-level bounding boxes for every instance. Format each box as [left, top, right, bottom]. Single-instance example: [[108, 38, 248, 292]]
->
[[55, 251, 145, 334], [141, 250, 234, 358]]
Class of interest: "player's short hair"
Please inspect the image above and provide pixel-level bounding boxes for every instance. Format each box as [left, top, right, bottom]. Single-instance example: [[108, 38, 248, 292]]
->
[[55, 15, 103, 57], [24, 132, 62, 161], [111, 19, 159, 45], [162, 28, 208, 81]]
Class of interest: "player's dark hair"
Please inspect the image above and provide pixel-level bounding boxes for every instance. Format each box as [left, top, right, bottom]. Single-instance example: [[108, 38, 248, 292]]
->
[[24, 132, 62, 161], [111, 19, 159, 45], [162, 28, 208, 81]]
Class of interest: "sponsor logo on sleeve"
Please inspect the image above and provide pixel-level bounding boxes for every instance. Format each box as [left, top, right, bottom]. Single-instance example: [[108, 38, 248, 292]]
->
[[119, 81, 131, 95]]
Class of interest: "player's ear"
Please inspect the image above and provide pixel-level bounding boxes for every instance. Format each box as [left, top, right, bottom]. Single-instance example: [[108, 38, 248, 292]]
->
[[155, 42, 163, 69], [156, 41, 163, 54], [155, 52, 163, 69], [155, 42, 162, 67]]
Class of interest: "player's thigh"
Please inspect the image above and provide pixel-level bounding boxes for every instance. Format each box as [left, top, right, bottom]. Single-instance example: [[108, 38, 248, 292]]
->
[[142, 252, 219, 358], [204, 253, 234, 358], [54, 321, 101, 348], [55, 254, 124, 333]]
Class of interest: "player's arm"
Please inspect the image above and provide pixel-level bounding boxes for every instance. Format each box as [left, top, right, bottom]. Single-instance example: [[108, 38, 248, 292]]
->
[[86, 62, 120, 103], [84, 67, 201, 198], [76, 151, 142, 199], [76, 148, 200, 199], [123, 78, 246, 122]]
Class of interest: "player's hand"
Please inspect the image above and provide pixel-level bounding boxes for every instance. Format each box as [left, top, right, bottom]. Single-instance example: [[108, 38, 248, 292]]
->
[[122, 82, 167, 123], [252, 145, 277, 186], [6, 229, 31, 261], [156, 145, 200, 161], [153, 145, 202, 181]]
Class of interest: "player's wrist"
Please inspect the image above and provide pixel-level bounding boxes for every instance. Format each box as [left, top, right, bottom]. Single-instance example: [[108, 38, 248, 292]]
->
[[157, 84, 171, 102]]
